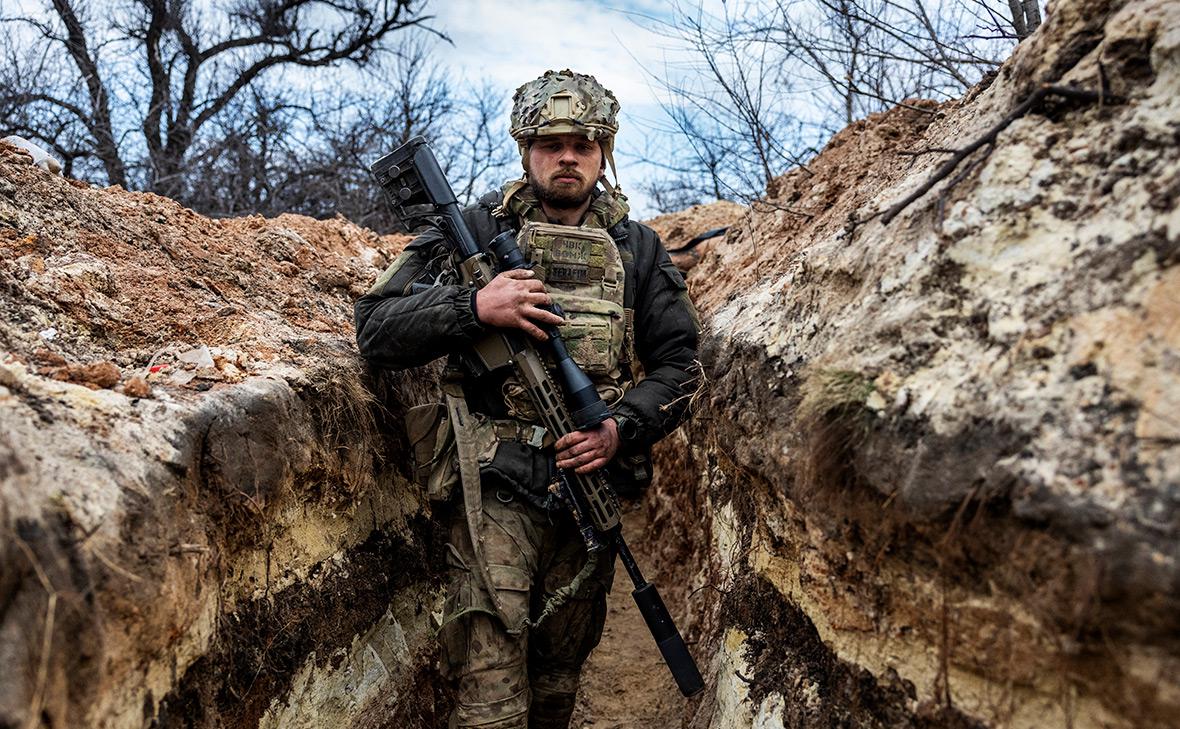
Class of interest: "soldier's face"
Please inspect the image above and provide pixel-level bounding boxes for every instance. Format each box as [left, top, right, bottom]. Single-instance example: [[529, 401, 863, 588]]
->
[[528, 134, 603, 210]]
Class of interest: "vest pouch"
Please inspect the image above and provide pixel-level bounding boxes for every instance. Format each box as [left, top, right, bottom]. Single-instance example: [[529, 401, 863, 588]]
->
[[553, 293, 625, 376], [405, 402, 460, 501], [608, 448, 654, 499]]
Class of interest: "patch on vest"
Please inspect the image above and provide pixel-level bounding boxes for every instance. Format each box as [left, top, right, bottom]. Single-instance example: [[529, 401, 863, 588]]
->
[[538, 234, 607, 286], [550, 263, 590, 284], [514, 221, 631, 381], [551, 237, 592, 261]]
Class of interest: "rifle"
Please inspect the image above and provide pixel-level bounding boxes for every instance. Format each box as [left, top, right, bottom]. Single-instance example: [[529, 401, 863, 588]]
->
[[370, 136, 705, 698]]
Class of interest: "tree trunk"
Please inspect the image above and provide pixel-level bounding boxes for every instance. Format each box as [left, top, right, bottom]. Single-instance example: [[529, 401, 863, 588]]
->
[[51, 0, 128, 187]]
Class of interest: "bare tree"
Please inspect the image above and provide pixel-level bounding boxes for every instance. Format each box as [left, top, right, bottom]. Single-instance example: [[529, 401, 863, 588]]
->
[[280, 39, 514, 230], [1012, 0, 1043, 39], [1, 0, 434, 196], [637, 0, 1034, 204], [1, 3, 514, 232], [439, 79, 518, 205], [0, 20, 112, 179], [183, 86, 306, 217], [636, 175, 706, 215], [178, 35, 514, 231], [634, 2, 819, 206]]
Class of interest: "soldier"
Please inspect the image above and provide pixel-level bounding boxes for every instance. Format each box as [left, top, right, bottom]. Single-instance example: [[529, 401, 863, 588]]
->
[[355, 69, 699, 729]]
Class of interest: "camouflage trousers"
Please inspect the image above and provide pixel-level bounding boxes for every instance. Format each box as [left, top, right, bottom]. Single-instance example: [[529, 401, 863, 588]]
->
[[439, 484, 616, 729]]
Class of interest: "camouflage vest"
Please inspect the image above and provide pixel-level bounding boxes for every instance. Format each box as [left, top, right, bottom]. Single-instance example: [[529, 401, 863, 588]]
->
[[497, 182, 635, 422]]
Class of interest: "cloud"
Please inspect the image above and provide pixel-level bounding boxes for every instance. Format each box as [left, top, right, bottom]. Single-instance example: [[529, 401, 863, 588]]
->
[[430, 1, 672, 109], [424, 0, 732, 215]]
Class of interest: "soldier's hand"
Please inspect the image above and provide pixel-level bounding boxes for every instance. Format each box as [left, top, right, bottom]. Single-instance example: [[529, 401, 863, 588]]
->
[[555, 418, 619, 474], [474, 269, 564, 341]]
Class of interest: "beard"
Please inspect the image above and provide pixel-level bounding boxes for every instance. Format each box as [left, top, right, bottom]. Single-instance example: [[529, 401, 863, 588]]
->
[[532, 169, 596, 210]]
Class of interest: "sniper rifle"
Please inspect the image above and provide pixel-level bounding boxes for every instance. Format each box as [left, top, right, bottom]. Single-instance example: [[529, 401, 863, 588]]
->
[[370, 136, 705, 698]]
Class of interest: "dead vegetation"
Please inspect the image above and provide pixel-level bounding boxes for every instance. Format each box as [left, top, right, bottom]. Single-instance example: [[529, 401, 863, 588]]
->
[[300, 345, 385, 498]]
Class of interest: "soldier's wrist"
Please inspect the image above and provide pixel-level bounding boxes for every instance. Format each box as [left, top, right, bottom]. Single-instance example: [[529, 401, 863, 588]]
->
[[613, 413, 639, 442], [470, 289, 483, 325], [454, 288, 486, 336]]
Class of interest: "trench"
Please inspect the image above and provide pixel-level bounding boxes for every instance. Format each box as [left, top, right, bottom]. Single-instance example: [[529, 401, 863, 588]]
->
[[571, 507, 688, 728], [4, 0, 1180, 723]]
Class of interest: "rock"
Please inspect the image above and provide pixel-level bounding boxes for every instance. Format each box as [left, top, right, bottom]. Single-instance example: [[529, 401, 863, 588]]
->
[[32, 348, 66, 366], [38, 360, 121, 389], [75, 361, 120, 389], [0, 136, 62, 174]]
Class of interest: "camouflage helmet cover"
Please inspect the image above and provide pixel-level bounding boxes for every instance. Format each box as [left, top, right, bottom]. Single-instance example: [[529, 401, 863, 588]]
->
[[510, 69, 621, 185], [510, 69, 619, 142]]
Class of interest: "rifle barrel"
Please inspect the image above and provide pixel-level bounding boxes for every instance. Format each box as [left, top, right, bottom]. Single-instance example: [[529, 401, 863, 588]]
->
[[616, 534, 705, 697]]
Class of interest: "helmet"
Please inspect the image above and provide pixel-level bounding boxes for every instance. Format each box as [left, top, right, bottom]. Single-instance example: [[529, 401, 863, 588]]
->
[[510, 69, 621, 188]]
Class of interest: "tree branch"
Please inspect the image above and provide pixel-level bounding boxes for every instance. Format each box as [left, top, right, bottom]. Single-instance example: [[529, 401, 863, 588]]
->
[[49, 0, 128, 186], [881, 85, 1118, 225]]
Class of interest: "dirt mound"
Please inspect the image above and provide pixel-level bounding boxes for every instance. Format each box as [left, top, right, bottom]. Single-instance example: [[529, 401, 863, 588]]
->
[[687, 97, 947, 309], [0, 142, 442, 729], [0, 140, 409, 396], [644, 200, 746, 273]]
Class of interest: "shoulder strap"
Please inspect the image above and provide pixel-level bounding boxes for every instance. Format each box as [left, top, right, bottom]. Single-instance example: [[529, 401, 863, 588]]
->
[[446, 393, 519, 634]]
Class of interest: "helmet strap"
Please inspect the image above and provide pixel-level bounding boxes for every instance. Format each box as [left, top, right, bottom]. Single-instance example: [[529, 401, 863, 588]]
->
[[600, 147, 620, 195]]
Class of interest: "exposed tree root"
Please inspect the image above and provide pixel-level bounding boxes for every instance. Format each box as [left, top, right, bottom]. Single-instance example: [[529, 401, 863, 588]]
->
[[881, 84, 1119, 225]]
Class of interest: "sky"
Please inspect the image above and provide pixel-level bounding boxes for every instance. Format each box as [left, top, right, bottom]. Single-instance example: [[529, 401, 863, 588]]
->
[[1, 0, 721, 216], [422, 0, 725, 217], [3, 0, 1013, 219]]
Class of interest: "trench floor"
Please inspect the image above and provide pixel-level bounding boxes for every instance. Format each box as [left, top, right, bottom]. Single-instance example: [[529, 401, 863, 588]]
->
[[571, 507, 684, 728]]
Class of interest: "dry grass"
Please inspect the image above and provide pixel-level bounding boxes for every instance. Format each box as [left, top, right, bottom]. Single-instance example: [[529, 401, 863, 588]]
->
[[796, 368, 875, 424], [302, 345, 383, 497], [796, 368, 876, 497]]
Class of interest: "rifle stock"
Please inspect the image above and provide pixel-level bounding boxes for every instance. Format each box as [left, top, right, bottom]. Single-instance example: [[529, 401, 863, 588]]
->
[[371, 136, 705, 698]]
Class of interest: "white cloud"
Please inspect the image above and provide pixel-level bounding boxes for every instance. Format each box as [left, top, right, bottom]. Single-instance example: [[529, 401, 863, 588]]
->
[[423, 0, 731, 215], [430, 2, 671, 115], [4, 0, 737, 217]]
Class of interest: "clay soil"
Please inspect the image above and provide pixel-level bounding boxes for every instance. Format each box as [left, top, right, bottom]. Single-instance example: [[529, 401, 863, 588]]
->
[[644, 201, 746, 275], [0, 139, 410, 392]]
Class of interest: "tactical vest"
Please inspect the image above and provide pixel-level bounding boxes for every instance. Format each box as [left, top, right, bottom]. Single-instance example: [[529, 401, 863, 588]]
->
[[406, 184, 637, 507], [500, 221, 634, 422], [406, 185, 642, 633]]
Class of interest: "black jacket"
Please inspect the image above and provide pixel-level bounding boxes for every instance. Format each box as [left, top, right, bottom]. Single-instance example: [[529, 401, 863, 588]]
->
[[354, 189, 698, 482]]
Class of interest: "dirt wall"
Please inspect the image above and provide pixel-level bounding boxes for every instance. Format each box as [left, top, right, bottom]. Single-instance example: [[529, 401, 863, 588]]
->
[[646, 0, 1180, 726], [3, 0, 1178, 724], [0, 146, 445, 728]]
